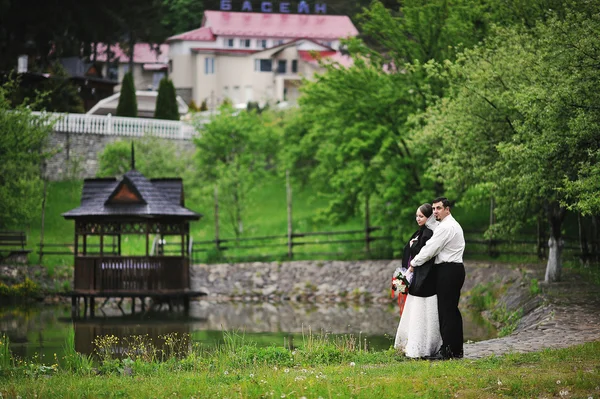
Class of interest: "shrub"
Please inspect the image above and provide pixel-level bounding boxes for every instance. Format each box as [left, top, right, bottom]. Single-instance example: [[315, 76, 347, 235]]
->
[[199, 99, 208, 111], [116, 72, 137, 117], [154, 78, 179, 120]]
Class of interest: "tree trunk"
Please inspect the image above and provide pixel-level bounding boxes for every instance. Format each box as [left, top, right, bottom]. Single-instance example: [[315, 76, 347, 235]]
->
[[128, 31, 135, 75], [544, 203, 566, 283], [577, 213, 589, 265]]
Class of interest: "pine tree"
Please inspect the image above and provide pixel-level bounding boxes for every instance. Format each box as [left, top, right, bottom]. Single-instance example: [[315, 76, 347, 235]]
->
[[154, 78, 179, 120], [116, 72, 137, 117]]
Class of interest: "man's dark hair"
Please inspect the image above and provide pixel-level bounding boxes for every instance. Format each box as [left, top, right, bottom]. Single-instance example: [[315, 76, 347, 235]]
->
[[432, 197, 451, 208]]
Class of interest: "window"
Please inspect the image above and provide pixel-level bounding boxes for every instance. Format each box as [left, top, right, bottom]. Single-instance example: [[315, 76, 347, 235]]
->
[[291, 59, 298, 73], [107, 65, 118, 80], [240, 39, 251, 48], [226, 38, 234, 47], [257, 39, 268, 49], [205, 57, 215, 74], [152, 72, 165, 90], [277, 60, 287, 73], [275, 39, 285, 46], [254, 59, 272, 72]]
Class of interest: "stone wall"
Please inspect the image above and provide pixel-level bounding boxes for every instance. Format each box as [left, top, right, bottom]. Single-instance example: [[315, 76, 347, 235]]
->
[[191, 259, 403, 301], [44, 130, 192, 181]]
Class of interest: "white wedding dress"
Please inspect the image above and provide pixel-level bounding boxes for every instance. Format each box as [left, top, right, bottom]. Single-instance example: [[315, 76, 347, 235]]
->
[[394, 294, 442, 358]]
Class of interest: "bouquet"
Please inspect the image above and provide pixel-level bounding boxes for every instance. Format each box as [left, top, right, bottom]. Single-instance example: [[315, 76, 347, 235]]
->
[[391, 267, 412, 297]]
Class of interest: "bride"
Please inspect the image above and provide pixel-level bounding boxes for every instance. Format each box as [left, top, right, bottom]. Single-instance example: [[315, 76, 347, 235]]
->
[[394, 203, 442, 358]]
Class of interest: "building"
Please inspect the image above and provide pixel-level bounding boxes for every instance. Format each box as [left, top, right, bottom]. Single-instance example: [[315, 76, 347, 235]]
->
[[93, 43, 170, 92], [167, 10, 357, 107]]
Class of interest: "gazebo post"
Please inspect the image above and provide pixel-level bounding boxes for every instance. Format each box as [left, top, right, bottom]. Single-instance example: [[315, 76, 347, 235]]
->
[[145, 222, 149, 256]]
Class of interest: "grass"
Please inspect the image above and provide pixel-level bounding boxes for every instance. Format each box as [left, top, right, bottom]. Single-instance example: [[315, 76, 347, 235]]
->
[[24, 176, 497, 269], [0, 329, 599, 398]]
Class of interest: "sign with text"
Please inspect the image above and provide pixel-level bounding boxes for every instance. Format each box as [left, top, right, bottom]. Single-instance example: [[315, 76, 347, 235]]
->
[[218, 0, 327, 14]]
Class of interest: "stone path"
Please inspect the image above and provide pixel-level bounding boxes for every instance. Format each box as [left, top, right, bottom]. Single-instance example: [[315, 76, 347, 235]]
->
[[464, 267, 600, 359]]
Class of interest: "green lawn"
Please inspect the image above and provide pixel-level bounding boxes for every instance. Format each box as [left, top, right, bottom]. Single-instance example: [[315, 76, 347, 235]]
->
[[22, 175, 566, 268], [1, 340, 599, 399]]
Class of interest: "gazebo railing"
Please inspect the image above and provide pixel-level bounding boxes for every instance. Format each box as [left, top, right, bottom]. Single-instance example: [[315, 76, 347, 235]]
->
[[74, 256, 189, 293]]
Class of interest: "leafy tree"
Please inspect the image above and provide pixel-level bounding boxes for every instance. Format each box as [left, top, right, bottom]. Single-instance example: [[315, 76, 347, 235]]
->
[[116, 72, 137, 117], [154, 78, 179, 120], [161, 0, 205, 36], [193, 105, 281, 238], [413, 7, 600, 282], [0, 80, 52, 229], [281, 0, 490, 244], [97, 137, 193, 179]]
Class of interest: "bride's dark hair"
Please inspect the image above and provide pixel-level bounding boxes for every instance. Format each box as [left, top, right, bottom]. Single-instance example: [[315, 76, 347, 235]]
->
[[419, 203, 433, 218]]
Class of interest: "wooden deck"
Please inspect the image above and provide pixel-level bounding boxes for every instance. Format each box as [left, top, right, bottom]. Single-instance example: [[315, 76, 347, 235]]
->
[[69, 255, 205, 317], [74, 255, 190, 293]]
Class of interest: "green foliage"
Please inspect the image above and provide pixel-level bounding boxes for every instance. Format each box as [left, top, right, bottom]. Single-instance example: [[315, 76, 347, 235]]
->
[[468, 282, 497, 312], [0, 334, 11, 371], [529, 278, 540, 296], [412, 6, 600, 280], [0, 80, 53, 229], [0, 278, 41, 298], [154, 78, 179, 120], [199, 99, 208, 111], [192, 105, 281, 237], [96, 137, 193, 179], [8, 64, 85, 113], [187, 99, 199, 112], [116, 72, 137, 117]]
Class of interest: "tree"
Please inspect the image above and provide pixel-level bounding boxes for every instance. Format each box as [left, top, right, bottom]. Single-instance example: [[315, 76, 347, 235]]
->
[[413, 7, 600, 282], [281, 0, 490, 244], [193, 105, 281, 238], [116, 72, 137, 117], [154, 78, 179, 120], [0, 80, 52, 229], [97, 137, 193, 179], [161, 0, 205, 36]]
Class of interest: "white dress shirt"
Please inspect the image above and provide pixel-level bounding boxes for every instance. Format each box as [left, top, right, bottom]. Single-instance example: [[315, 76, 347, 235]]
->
[[410, 214, 465, 266]]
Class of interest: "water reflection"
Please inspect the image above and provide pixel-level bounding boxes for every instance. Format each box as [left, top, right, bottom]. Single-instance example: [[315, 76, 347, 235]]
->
[[0, 301, 496, 361]]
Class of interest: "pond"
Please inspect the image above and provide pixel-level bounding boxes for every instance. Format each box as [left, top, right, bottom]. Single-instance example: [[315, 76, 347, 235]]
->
[[0, 300, 496, 363]]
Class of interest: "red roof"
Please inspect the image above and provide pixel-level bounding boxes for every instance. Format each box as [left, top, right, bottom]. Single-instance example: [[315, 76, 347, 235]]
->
[[93, 43, 169, 64], [167, 27, 216, 42], [298, 50, 337, 61], [199, 11, 358, 40]]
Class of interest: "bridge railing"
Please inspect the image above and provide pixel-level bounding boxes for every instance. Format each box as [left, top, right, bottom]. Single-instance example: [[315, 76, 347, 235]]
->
[[31, 112, 200, 140]]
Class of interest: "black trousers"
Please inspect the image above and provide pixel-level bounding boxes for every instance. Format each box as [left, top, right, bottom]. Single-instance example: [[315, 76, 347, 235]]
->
[[435, 262, 465, 358]]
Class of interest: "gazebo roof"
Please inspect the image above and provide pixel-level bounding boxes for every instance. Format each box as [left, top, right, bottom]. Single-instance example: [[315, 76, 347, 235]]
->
[[62, 169, 202, 220]]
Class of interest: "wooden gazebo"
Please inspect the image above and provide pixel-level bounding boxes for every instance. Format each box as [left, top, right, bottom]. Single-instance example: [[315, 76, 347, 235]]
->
[[62, 162, 204, 317]]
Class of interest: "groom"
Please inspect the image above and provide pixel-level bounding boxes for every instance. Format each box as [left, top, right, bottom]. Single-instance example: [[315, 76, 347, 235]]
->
[[409, 197, 466, 359]]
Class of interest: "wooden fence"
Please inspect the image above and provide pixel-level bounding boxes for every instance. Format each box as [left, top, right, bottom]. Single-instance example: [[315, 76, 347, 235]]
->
[[36, 230, 598, 264]]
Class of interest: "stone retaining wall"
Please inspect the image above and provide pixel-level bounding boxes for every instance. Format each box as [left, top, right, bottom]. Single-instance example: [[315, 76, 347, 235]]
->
[[44, 131, 191, 181], [191, 259, 403, 301]]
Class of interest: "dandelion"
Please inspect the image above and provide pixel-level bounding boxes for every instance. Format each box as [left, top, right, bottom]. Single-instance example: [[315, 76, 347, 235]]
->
[[274, 366, 278, 371], [557, 380, 561, 385], [281, 395, 286, 398], [497, 379, 502, 386], [349, 362, 356, 367], [559, 389, 569, 397], [224, 371, 229, 375], [249, 373, 254, 378], [284, 368, 290, 373]]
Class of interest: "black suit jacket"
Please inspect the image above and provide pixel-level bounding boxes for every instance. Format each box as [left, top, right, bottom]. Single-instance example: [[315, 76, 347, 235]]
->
[[402, 226, 436, 297]]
